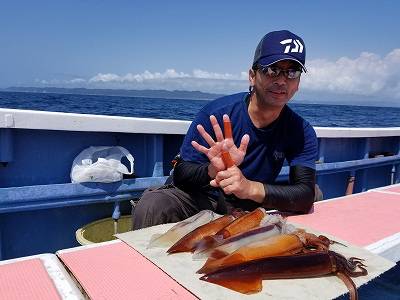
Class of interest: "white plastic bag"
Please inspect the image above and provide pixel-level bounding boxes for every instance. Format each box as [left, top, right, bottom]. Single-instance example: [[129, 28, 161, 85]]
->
[[70, 146, 134, 183]]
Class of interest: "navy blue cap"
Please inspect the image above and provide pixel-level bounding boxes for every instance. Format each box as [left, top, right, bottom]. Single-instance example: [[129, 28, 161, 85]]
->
[[253, 30, 307, 72]]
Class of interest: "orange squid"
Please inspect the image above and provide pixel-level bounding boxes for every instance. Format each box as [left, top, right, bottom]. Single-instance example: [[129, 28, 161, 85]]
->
[[197, 230, 331, 274], [167, 214, 236, 254], [200, 250, 367, 299], [216, 207, 267, 239], [147, 210, 216, 248], [223, 116, 233, 140], [194, 208, 269, 255], [221, 116, 235, 168]]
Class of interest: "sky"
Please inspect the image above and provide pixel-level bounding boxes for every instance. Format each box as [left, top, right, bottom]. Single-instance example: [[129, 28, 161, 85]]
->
[[1, 0, 400, 106]]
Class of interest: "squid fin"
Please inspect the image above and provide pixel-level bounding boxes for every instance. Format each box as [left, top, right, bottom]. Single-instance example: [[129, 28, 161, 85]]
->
[[200, 274, 262, 294], [336, 271, 358, 300]]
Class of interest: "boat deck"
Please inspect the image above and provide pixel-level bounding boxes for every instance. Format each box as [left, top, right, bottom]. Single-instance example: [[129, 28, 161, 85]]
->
[[288, 189, 400, 256], [1, 184, 399, 299]]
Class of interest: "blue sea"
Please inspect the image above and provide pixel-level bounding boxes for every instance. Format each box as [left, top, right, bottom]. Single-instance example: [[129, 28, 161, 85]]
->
[[0, 91, 399, 127], [1, 90, 400, 298]]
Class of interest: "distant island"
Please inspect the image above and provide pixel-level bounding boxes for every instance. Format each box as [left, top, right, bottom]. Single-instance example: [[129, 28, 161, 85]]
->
[[3, 87, 224, 101]]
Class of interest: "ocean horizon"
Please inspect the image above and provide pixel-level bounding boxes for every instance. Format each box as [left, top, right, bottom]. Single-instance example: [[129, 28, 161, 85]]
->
[[0, 90, 399, 128]]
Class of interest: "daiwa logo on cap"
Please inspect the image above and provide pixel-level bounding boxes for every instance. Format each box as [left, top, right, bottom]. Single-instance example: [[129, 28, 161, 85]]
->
[[280, 39, 304, 54], [253, 30, 307, 72]]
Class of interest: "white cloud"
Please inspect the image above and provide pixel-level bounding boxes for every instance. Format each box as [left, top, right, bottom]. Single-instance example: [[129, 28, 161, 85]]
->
[[69, 78, 86, 83], [192, 69, 247, 80], [88, 69, 190, 83], [35, 49, 400, 101], [35, 77, 86, 85], [83, 69, 248, 93], [89, 73, 121, 82], [88, 69, 245, 83], [302, 49, 400, 99]]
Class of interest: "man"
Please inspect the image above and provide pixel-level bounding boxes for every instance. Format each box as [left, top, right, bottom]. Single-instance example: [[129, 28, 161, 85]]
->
[[132, 30, 317, 230]]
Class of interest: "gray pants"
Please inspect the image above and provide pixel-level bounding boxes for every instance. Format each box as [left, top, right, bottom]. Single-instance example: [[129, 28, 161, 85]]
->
[[132, 184, 324, 230], [132, 184, 221, 230]]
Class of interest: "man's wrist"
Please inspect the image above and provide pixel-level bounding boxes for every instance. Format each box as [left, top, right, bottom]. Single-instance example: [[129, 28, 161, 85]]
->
[[262, 183, 270, 207], [248, 181, 265, 203]]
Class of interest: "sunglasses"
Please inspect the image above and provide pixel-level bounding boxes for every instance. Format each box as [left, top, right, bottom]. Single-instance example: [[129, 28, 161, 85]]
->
[[257, 65, 302, 79]]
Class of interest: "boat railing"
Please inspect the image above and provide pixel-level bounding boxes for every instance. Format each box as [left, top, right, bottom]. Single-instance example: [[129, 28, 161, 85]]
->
[[0, 176, 168, 214], [0, 153, 398, 260], [276, 154, 400, 198], [2, 154, 398, 214]]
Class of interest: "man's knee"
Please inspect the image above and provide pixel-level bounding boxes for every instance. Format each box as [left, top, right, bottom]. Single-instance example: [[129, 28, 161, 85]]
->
[[134, 188, 176, 216], [131, 186, 185, 230]]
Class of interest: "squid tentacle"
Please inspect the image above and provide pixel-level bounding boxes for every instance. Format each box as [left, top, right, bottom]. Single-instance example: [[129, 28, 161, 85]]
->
[[336, 271, 358, 300], [333, 252, 368, 277]]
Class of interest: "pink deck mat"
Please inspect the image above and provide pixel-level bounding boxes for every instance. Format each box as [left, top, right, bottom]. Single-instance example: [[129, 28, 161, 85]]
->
[[378, 185, 400, 193], [0, 258, 61, 300], [58, 241, 197, 299], [287, 191, 400, 247]]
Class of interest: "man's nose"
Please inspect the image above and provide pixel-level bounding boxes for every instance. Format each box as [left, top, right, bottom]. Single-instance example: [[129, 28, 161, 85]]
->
[[273, 73, 287, 85]]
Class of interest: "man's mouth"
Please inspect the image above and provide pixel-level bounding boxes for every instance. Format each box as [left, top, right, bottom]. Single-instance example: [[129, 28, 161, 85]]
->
[[268, 89, 286, 95]]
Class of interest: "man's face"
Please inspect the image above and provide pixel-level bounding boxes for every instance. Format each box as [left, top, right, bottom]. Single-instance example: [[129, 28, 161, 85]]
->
[[249, 60, 301, 108]]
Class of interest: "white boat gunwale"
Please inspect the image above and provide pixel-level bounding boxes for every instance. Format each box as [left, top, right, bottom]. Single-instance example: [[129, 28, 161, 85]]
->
[[1, 108, 400, 137]]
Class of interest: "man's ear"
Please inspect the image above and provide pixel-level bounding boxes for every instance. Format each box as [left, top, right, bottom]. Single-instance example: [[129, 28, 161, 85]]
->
[[249, 68, 256, 86]]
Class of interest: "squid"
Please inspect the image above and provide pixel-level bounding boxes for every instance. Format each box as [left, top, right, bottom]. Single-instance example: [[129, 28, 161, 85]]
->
[[167, 214, 237, 254], [221, 117, 235, 168], [147, 210, 216, 248], [200, 250, 367, 300], [216, 207, 268, 238], [197, 230, 331, 274], [192, 208, 272, 255], [193, 214, 286, 260]]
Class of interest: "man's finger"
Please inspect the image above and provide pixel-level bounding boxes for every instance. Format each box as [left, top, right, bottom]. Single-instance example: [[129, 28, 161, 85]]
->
[[222, 186, 233, 195], [210, 179, 219, 187], [210, 115, 224, 142], [219, 177, 234, 194], [238, 134, 250, 154], [196, 124, 216, 146], [191, 141, 209, 155]]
